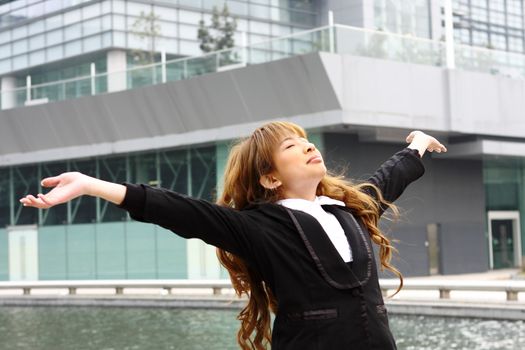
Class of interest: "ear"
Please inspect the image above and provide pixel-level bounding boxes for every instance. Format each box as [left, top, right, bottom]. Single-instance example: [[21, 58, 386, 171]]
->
[[259, 174, 282, 190]]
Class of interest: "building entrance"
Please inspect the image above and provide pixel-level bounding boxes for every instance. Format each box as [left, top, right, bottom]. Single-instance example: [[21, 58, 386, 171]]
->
[[488, 211, 522, 269]]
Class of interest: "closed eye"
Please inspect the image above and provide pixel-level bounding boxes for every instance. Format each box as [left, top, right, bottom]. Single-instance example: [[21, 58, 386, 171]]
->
[[285, 144, 294, 149]]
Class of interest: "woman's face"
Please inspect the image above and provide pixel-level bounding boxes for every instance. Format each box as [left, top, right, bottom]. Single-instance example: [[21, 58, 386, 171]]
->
[[264, 133, 327, 198]]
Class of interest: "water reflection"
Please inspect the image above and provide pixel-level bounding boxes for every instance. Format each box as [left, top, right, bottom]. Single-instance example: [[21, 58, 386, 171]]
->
[[0, 307, 523, 349]]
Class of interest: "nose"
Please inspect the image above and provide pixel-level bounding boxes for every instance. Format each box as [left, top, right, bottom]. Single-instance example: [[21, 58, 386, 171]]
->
[[304, 142, 316, 153]]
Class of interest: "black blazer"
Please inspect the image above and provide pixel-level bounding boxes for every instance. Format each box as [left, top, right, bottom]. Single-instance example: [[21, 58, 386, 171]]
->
[[118, 147, 425, 349]]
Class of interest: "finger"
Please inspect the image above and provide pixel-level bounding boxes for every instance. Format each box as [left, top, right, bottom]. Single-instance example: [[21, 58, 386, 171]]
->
[[41, 176, 61, 188], [21, 195, 50, 209], [38, 193, 55, 207]]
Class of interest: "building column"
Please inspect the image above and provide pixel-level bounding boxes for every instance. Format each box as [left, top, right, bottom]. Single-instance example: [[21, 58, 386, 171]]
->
[[1, 76, 16, 110], [107, 50, 127, 92]]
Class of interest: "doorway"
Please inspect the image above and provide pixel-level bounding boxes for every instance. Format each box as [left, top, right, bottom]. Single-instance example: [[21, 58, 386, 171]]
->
[[488, 211, 522, 269]]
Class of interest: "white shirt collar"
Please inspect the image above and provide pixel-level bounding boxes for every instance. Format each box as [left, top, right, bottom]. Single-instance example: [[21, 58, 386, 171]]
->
[[276, 195, 346, 208]]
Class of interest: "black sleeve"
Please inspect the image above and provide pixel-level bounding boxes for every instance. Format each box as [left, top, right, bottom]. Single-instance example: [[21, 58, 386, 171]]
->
[[363, 148, 425, 216], [117, 183, 256, 258]]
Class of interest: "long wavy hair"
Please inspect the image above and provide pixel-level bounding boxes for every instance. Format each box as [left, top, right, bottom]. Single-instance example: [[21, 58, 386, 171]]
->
[[216, 121, 402, 350]]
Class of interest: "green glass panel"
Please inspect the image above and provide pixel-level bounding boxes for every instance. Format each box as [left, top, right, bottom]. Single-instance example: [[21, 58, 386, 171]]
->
[[130, 153, 157, 186], [156, 227, 187, 279], [95, 222, 126, 279], [159, 150, 187, 193], [38, 226, 67, 280], [66, 224, 96, 279], [190, 146, 216, 201], [0, 228, 8, 280], [125, 222, 156, 279], [13, 165, 38, 225], [0, 168, 10, 228]]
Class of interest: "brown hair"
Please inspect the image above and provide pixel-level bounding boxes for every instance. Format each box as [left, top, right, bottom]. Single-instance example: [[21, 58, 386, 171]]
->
[[216, 121, 402, 350]]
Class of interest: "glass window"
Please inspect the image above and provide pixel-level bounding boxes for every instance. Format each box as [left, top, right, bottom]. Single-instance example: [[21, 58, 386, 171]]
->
[[228, 0, 248, 16], [507, 15, 523, 29], [250, 21, 271, 35], [250, 4, 270, 18], [489, 0, 505, 11], [0, 29, 10, 44], [12, 26, 27, 40], [11, 6, 28, 23], [158, 20, 177, 37], [127, 2, 151, 17], [65, 40, 82, 56], [153, 5, 176, 21], [202, 0, 227, 10], [112, 0, 125, 14], [29, 33, 44, 50], [190, 147, 216, 201], [490, 33, 507, 50], [179, 10, 201, 25], [13, 165, 38, 226], [46, 45, 63, 61], [12, 39, 27, 55], [0, 43, 11, 59], [29, 49, 45, 66], [112, 14, 126, 30], [83, 34, 102, 51], [472, 30, 488, 46], [179, 0, 200, 8], [102, 31, 111, 47], [179, 23, 198, 40], [0, 58, 11, 74], [179, 39, 200, 55], [101, 0, 111, 14], [83, 17, 101, 36], [509, 36, 524, 52], [113, 31, 126, 47], [63, 9, 81, 26], [64, 23, 82, 41], [27, 2, 44, 18], [28, 20, 44, 35], [82, 3, 100, 19], [45, 14, 62, 30], [46, 28, 62, 46], [44, 0, 62, 14], [0, 168, 10, 228]]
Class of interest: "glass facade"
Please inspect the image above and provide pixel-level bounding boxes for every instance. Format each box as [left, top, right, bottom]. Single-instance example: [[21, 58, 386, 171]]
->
[[0, 0, 318, 76], [0, 144, 218, 281], [453, 0, 525, 53], [374, 0, 432, 38]]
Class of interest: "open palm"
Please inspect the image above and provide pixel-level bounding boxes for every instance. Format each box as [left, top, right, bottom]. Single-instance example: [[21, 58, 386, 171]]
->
[[20, 172, 90, 209]]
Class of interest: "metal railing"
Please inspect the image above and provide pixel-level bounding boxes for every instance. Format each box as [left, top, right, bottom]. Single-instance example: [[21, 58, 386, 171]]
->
[[1, 23, 524, 111], [1, 279, 524, 301]]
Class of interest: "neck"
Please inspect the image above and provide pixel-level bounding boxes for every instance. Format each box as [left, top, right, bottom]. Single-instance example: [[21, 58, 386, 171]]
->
[[280, 187, 317, 202]]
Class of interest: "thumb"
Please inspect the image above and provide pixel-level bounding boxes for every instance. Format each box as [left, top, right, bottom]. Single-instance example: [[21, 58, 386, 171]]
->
[[41, 176, 61, 188]]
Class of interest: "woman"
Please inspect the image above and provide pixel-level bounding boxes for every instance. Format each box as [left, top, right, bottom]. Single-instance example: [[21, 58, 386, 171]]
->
[[20, 121, 446, 350]]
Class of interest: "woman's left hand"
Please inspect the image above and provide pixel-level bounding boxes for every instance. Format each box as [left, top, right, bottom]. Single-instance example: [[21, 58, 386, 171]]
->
[[406, 130, 447, 157]]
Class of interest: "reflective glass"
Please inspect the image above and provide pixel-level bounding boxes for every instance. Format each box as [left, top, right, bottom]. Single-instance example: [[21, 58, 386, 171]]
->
[[83, 17, 101, 36], [99, 156, 128, 222], [29, 33, 44, 50], [65, 39, 81, 56], [13, 165, 38, 225], [29, 49, 45, 65], [82, 3, 100, 19], [41, 162, 68, 226], [12, 39, 27, 55], [45, 14, 62, 30], [28, 20, 44, 35], [63, 9, 81, 26], [0, 168, 10, 227]]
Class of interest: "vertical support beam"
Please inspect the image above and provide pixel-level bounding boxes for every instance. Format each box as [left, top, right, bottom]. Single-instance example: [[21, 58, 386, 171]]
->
[[443, 0, 455, 69], [107, 50, 127, 92], [25, 75, 31, 102], [1, 76, 16, 110], [328, 10, 335, 53], [242, 32, 247, 65], [161, 49, 167, 83], [90, 62, 96, 95]]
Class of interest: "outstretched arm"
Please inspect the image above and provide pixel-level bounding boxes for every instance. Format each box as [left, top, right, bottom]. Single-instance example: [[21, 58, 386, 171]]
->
[[19, 172, 126, 208]]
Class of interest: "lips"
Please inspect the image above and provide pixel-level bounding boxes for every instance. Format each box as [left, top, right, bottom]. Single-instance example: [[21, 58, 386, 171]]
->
[[307, 155, 322, 164]]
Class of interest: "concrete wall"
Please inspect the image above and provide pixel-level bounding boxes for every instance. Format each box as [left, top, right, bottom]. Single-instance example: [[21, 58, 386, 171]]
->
[[323, 132, 487, 276]]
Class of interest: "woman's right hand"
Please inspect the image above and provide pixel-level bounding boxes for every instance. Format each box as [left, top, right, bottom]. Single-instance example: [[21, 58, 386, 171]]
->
[[19, 172, 93, 209]]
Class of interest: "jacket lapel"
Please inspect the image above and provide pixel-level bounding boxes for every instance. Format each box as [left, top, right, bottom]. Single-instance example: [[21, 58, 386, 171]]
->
[[284, 206, 372, 290], [322, 205, 373, 286]]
